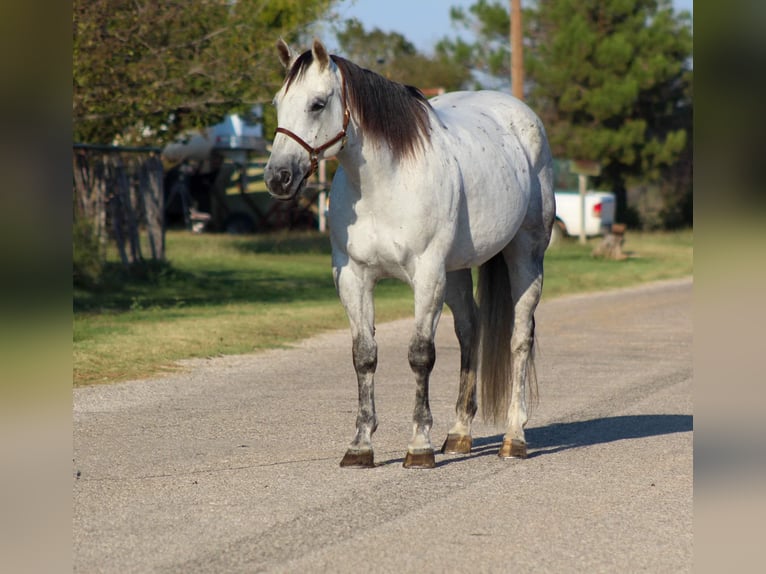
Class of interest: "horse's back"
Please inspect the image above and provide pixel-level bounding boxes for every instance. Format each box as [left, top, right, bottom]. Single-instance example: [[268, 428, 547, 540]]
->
[[431, 91, 550, 172], [429, 91, 554, 268]]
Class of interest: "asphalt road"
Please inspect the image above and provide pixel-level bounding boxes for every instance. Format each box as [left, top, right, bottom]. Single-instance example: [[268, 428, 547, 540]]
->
[[73, 277, 692, 573]]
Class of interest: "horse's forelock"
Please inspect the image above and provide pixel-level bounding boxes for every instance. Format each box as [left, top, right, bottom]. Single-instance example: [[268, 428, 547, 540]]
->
[[283, 50, 314, 93]]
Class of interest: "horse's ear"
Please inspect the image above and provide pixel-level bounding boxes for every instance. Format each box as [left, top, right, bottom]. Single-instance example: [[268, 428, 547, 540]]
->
[[312, 38, 330, 70], [276, 38, 294, 70]]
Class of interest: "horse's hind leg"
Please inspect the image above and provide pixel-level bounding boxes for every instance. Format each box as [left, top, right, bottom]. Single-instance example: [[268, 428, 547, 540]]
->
[[442, 269, 478, 455], [499, 234, 544, 459], [335, 263, 378, 468]]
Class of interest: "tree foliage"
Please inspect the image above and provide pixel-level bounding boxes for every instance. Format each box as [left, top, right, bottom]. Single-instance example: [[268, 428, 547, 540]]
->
[[444, 0, 693, 225], [440, 0, 512, 80], [73, 0, 336, 145], [527, 1, 692, 174]]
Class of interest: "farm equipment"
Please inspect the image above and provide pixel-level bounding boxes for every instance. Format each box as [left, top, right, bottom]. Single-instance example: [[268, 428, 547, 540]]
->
[[162, 109, 324, 234]]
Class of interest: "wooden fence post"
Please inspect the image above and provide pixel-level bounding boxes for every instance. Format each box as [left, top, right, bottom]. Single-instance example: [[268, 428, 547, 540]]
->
[[141, 155, 165, 261], [73, 144, 166, 269]]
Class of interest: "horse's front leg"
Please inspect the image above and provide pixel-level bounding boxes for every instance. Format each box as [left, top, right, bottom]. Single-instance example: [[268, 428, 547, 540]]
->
[[403, 265, 447, 469], [335, 263, 378, 468]]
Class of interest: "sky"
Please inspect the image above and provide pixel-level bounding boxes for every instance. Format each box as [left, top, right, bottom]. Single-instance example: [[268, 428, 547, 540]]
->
[[322, 0, 694, 55]]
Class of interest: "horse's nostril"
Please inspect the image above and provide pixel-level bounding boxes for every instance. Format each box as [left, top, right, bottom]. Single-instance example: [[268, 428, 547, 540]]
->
[[280, 170, 292, 186]]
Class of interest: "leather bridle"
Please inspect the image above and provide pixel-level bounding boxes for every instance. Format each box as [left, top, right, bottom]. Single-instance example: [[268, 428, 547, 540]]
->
[[274, 72, 350, 179]]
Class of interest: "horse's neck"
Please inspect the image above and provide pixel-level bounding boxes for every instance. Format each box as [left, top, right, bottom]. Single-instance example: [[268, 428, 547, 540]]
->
[[337, 132, 402, 196]]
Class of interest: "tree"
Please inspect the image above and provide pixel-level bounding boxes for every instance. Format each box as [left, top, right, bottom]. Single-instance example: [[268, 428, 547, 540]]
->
[[527, 0, 692, 224], [439, 0, 512, 82], [73, 0, 336, 146], [335, 18, 471, 92], [72, 0, 337, 278], [444, 0, 693, 226]]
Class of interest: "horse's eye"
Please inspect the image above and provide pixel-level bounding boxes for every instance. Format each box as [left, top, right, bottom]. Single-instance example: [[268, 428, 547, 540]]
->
[[310, 100, 326, 112]]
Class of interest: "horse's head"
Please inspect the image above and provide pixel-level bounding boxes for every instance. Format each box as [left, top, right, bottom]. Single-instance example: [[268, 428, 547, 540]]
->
[[265, 39, 348, 201]]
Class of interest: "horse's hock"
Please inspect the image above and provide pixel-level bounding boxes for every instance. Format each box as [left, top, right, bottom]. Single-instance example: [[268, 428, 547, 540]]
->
[[592, 223, 628, 260]]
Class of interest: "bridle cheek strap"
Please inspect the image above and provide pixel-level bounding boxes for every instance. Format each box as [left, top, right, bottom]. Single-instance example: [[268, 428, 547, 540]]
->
[[275, 108, 349, 178], [274, 75, 350, 179]]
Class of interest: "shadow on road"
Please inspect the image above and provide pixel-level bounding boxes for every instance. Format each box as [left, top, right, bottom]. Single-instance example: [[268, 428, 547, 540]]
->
[[429, 414, 692, 467]]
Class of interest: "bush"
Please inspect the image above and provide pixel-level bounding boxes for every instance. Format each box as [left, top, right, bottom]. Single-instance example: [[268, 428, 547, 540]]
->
[[627, 181, 693, 231], [73, 218, 103, 288]]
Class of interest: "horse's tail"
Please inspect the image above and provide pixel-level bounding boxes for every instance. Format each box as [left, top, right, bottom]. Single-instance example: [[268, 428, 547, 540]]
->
[[477, 252, 514, 424], [477, 252, 540, 425]]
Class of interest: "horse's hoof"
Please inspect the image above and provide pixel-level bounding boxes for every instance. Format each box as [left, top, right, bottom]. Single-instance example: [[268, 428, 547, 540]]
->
[[403, 450, 436, 468], [340, 449, 375, 468], [498, 439, 527, 459], [441, 434, 472, 454]]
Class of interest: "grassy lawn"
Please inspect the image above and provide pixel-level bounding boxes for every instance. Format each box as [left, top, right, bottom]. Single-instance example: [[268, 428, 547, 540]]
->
[[73, 229, 692, 386]]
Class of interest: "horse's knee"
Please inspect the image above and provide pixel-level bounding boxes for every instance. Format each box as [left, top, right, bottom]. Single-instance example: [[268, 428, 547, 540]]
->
[[408, 337, 435, 374], [353, 337, 377, 374], [511, 319, 536, 355], [511, 337, 533, 356]]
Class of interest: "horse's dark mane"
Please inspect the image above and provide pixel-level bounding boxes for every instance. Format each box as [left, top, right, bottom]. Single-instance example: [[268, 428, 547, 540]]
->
[[284, 50, 432, 160]]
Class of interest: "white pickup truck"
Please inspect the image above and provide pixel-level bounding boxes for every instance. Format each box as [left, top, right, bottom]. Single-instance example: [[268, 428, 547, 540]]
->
[[551, 190, 616, 244]]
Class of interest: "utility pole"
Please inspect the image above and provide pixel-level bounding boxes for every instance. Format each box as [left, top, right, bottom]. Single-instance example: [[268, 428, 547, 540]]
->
[[510, 0, 524, 100]]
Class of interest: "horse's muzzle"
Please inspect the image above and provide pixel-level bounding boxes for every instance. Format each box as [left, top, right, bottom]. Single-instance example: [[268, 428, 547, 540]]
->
[[265, 162, 304, 201]]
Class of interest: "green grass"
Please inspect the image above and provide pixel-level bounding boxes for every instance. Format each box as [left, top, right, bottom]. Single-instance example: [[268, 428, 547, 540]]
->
[[543, 230, 693, 297], [73, 229, 692, 386]]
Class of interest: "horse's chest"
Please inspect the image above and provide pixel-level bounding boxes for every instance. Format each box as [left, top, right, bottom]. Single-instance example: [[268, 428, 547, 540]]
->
[[329, 174, 455, 277], [345, 217, 412, 271], [335, 203, 446, 281]]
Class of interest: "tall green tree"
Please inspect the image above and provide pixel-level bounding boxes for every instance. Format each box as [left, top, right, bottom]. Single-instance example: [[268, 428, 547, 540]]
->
[[444, 0, 693, 226], [440, 0, 512, 81], [527, 0, 692, 223], [73, 0, 336, 145]]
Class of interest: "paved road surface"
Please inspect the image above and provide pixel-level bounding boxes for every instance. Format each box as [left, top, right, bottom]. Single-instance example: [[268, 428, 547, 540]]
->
[[73, 278, 692, 573]]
